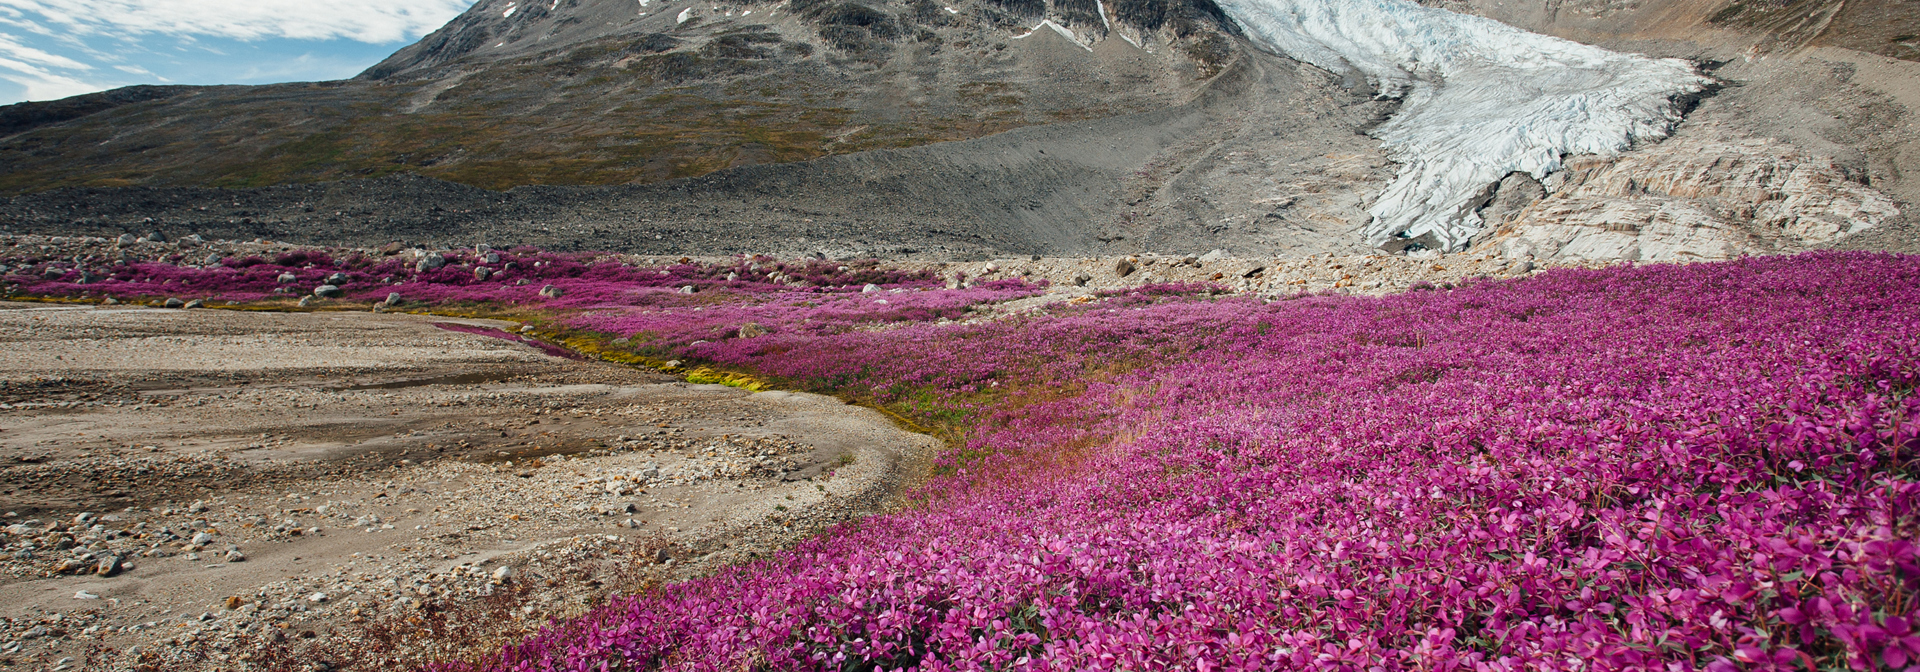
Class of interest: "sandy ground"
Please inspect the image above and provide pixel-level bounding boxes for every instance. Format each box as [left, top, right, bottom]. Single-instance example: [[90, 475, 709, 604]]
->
[[0, 304, 937, 670]]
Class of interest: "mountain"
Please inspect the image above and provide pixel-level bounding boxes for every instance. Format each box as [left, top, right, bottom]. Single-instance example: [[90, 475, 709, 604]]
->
[[0, 0, 1914, 260], [0, 0, 1238, 194]]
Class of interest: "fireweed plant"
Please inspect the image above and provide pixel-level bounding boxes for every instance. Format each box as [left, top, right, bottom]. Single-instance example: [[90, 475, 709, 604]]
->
[[12, 249, 1920, 670]]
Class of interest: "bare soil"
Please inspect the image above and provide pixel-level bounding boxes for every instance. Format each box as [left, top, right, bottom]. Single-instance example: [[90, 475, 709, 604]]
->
[[0, 304, 937, 670]]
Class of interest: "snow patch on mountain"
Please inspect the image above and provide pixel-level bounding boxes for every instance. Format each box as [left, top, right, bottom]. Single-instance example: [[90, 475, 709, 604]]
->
[[1216, 0, 1710, 251]]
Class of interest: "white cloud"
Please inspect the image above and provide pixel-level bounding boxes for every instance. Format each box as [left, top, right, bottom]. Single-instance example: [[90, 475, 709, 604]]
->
[[0, 30, 88, 69], [0, 0, 476, 44], [0, 68, 102, 100]]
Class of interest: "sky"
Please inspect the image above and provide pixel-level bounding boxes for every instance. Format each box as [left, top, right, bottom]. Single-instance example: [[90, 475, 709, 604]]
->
[[0, 0, 479, 105]]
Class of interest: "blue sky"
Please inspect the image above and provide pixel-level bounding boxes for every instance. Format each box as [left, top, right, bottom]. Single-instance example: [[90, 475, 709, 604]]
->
[[0, 0, 478, 105]]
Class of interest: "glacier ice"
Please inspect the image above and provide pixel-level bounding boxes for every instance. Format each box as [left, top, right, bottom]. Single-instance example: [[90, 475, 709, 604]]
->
[[1215, 0, 1710, 251]]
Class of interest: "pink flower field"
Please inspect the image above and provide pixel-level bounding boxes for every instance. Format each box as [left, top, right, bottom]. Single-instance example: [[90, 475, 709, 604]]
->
[[10, 249, 1920, 671]]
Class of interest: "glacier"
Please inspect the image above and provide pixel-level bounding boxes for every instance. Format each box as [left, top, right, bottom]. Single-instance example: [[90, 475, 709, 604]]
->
[[1214, 0, 1711, 251]]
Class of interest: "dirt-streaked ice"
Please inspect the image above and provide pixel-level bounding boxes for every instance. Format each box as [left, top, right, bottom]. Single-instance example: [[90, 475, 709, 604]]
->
[[1217, 0, 1709, 250]]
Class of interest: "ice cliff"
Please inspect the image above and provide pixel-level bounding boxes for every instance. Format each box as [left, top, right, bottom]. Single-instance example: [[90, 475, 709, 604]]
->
[[1215, 0, 1711, 251]]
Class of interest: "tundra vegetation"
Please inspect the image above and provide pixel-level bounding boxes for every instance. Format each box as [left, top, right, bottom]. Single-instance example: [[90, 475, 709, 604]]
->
[[6, 248, 1918, 670]]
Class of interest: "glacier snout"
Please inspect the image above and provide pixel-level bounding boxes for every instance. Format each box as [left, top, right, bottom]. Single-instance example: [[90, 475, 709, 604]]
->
[[1214, 0, 1711, 251]]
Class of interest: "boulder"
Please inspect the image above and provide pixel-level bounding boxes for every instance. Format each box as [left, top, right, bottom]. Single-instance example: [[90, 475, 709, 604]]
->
[[1114, 259, 1135, 277], [312, 285, 344, 298]]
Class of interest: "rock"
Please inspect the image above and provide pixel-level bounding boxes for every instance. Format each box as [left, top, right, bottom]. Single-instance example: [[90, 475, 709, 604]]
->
[[203, 253, 222, 266], [298, 296, 314, 307], [474, 267, 492, 281], [983, 262, 999, 274], [538, 284, 564, 299], [384, 292, 402, 307], [74, 590, 100, 600], [163, 298, 185, 309], [182, 299, 204, 309], [679, 285, 696, 294], [116, 234, 137, 246], [312, 285, 343, 298], [1073, 274, 1092, 287], [862, 283, 880, 293], [475, 243, 492, 254], [101, 297, 117, 305], [486, 252, 501, 264], [491, 566, 513, 582], [183, 234, 204, 244], [147, 231, 168, 243], [737, 322, 768, 338], [1242, 266, 1266, 278], [225, 550, 245, 563], [1490, 128, 1900, 262], [1199, 249, 1230, 264], [308, 592, 328, 603], [726, 272, 739, 282], [1114, 259, 1135, 277], [73, 512, 93, 524], [1506, 259, 1534, 275], [192, 531, 214, 546], [416, 253, 447, 272], [324, 272, 349, 285], [188, 500, 208, 513], [95, 555, 123, 576]]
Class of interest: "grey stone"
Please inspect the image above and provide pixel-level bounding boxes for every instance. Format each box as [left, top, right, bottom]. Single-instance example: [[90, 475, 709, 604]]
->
[[1073, 274, 1092, 287], [679, 285, 696, 294], [163, 298, 185, 309], [276, 273, 297, 284], [324, 272, 349, 285], [862, 283, 880, 293], [182, 299, 204, 309], [474, 267, 492, 281], [384, 292, 402, 307], [1114, 259, 1135, 277], [538, 284, 564, 298], [312, 285, 344, 298], [116, 234, 137, 246], [737, 323, 768, 338]]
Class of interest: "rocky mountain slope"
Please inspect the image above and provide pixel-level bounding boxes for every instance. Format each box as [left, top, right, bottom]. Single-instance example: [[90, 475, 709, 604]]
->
[[0, 0, 1914, 261], [0, 0, 1236, 194]]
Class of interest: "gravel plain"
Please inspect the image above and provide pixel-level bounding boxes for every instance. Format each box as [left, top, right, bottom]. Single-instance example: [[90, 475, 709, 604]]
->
[[0, 304, 935, 670]]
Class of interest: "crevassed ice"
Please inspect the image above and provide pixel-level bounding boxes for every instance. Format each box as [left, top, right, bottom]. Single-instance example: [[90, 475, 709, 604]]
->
[[1215, 0, 1710, 251]]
